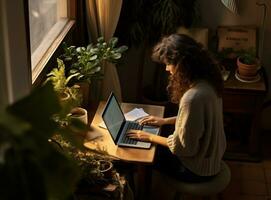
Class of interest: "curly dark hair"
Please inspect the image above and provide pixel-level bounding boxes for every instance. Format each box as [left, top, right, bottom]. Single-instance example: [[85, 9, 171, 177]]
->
[[152, 34, 223, 104]]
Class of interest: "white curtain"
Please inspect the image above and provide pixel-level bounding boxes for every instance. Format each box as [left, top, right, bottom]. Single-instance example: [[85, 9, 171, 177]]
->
[[86, 0, 123, 101], [221, 0, 239, 14]]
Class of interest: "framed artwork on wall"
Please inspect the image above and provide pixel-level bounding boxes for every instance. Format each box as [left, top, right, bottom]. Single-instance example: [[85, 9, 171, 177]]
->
[[217, 26, 257, 52]]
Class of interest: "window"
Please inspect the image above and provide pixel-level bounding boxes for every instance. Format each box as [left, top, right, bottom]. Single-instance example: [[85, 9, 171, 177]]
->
[[28, 0, 75, 83], [0, 0, 76, 106]]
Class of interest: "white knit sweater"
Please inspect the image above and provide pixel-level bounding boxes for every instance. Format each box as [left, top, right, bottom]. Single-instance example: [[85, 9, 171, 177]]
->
[[167, 81, 226, 176]]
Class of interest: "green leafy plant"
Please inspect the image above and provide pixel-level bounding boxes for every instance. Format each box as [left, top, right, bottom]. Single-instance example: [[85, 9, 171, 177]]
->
[[0, 83, 82, 200], [216, 48, 257, 64], [116, 0, 198, 45], [236, 48, 257, 65], [61, 37, 128, 83], [51, 134, 123, 195], [46, 58, 81, 104], [0, 82, 120, 199], [45, 58, 83, 125], [216, 48, 236, 61]]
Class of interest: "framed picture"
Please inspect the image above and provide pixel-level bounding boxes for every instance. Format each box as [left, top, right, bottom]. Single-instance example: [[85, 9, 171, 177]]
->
[[217, 26, 257, 52]]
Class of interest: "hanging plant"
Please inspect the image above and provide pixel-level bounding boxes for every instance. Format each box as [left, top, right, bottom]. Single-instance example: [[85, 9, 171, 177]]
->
[[152, 0, 182, 34], [115, 0, 198, 46]]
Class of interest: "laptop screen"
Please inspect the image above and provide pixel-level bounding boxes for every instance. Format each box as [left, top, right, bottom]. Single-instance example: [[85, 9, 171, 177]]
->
[[102, 93, 125, 141]]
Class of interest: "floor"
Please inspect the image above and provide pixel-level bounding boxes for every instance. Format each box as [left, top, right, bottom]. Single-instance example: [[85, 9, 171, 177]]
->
[[149, 132, 271, 200], [221, 132, 271, 200], [222, 160, 271, 200]]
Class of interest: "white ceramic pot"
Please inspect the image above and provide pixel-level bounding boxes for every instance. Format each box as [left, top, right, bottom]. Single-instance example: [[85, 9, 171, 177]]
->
[[70, 107, 88, 125]]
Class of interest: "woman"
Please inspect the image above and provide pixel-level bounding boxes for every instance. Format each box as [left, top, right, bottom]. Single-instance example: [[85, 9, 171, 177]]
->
[[127, 34, 226, 182]]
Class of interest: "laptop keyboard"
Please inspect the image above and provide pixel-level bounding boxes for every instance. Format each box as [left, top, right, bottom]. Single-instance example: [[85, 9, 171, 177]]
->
[[122, 122, 143, 144]]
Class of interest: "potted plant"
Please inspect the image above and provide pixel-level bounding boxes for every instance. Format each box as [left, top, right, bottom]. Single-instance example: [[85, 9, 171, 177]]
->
[[51, 134, 123, 198], [97, 159, 114, 179], [0, 83, 82, 199], [61, 37, 128, 105], [45, 59, 89, 132], [45, 58, 82, 106], [236, 48, 260, 80], [0, 82, 124, 199], [61, 37, 128, 83]]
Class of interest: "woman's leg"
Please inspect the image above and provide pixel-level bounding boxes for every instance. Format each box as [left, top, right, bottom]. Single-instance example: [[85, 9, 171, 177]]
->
[[154, 146, 214, 183]]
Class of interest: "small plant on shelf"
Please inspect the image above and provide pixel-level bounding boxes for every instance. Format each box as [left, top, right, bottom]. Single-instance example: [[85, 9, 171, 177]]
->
[[236, 48, 258, 65], [216, 48, 236, 61], [236, 48, 260, 78]]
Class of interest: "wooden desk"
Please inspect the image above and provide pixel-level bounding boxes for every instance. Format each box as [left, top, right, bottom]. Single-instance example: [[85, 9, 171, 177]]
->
[[84, 101, 165, 199], [223, 70, 267, 161], [84, 102, 164, 162]]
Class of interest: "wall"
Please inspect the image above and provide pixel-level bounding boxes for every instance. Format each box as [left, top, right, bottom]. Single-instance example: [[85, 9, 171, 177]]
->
[[117, 45, 146, 102], [199, 0, 271, 129], [199, 0, 270, 91]]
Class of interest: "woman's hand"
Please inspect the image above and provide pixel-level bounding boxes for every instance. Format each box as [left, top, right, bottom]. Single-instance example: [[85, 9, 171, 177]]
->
[[138, 115, 165, 126], [127, 130, 154, 142]]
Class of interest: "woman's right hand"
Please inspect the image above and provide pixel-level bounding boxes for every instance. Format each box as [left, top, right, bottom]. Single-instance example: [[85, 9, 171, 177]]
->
[[138, 115, 165, 126]]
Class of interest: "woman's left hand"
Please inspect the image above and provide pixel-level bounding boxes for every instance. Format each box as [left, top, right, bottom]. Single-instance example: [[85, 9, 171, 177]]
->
[[127, 130, 153, 142]]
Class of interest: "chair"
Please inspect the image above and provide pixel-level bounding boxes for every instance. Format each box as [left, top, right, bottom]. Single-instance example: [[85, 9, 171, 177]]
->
[[160, 161, 231, 200]]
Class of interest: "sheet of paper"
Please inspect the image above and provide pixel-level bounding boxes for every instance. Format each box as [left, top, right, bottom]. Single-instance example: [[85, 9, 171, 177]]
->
[[124, 108, 149, 121], [99, 108, 149, 129]]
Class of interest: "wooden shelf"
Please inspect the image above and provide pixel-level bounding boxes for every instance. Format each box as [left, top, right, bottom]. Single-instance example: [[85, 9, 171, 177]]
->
[[223, 69, 267, 162]]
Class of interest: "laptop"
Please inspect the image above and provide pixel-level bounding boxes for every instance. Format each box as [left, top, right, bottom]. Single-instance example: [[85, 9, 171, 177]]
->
[[101, 92, 160, 149]]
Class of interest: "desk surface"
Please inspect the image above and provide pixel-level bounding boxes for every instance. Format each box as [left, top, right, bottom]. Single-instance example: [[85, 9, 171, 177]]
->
[[84, 102, 165, 164]]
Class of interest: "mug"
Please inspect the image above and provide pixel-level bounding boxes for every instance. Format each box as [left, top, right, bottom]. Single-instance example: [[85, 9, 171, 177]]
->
[[70, 107, 88, 125]]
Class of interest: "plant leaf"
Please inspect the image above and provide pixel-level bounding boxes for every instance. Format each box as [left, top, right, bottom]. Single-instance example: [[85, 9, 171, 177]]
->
[[111, 53, 121, 59], [109, 37, 118, 48], [0, 111, 31, 136], [7, 82, 60, 133]]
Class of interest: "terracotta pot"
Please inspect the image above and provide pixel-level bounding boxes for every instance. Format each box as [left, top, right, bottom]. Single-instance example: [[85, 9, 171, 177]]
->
[[237, 57, 259, 77], [236, 70, 259, 81]]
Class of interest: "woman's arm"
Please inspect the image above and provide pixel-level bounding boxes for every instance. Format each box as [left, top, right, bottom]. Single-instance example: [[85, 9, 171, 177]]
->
[[163, 116, 176, 125], [127, 130, 169, 147], [150, 134, 168, 147], [139, 116, 176, 126]]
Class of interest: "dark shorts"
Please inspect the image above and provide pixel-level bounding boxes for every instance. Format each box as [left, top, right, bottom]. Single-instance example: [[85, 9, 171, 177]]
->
[[154, 145, 214, 183]]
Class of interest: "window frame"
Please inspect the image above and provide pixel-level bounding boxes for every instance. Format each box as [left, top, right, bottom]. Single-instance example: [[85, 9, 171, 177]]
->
[[0, 0, 78, 106], [30, 0, 77, 84]]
